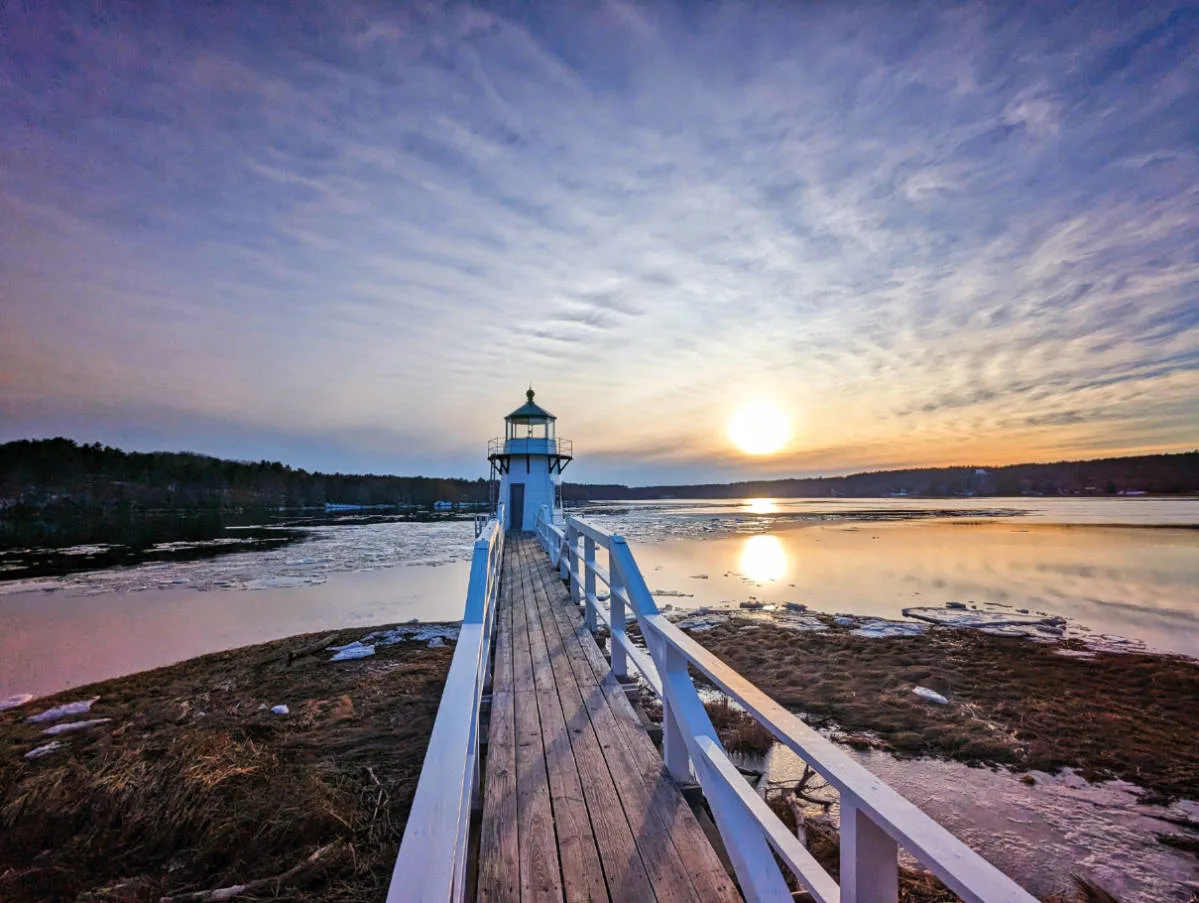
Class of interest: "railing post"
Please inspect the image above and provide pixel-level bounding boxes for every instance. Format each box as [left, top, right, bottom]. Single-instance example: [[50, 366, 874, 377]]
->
[[840, 800, 899, 903], [583, 535, 597, 632], [558, 530, 569, 580], [566, 522, 580, 603], [659, 638, 691, 782], [609, 549, 627, 679]]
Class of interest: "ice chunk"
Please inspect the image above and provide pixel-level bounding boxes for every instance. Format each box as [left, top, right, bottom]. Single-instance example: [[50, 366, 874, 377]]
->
[[24, 741, 63, 759], [27, 696, 100, 723], [852, 620, 926, 639], [903, 607, 1066, 631], [42, 718, 112, 735], [912, 687, 949, 704], [328, 642, 376, 661], [0, 693, 34, 712], [271, 705, 289, 715], [833, 616, 855, 627], [676, 612, 729, 633]]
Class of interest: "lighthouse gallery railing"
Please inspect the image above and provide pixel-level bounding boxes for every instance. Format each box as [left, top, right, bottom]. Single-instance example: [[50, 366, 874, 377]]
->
[[537, 507, 1036, 903], [387, 505, 504, 903]]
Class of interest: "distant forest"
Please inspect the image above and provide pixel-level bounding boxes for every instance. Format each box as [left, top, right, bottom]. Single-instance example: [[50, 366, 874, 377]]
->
[[0, 438, 489, 510], [3, 439, 1197, 514], [561, 451, 1199, 501]]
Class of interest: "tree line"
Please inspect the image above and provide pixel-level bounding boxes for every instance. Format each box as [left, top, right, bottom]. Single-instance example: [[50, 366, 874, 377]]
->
[[561, 451, 1199, 500], [0, 438, 489, 510]]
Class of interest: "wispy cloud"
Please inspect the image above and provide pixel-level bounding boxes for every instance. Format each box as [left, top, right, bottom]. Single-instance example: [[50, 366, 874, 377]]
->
[[1, 1, 1196, 482]]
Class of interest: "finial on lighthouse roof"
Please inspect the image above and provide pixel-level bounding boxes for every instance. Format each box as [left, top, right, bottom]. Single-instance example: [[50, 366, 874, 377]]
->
[[506, 386, 555, 421]]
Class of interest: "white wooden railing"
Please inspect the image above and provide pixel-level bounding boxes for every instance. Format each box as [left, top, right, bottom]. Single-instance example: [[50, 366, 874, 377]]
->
[[536, 506, 1036, 903], [387, 507, 505, 903]]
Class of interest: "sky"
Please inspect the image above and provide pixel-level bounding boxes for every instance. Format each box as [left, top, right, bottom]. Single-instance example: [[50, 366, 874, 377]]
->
[[1, 1, 1197, 485]]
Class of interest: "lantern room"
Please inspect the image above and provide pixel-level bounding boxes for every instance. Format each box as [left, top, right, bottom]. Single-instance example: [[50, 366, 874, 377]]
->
[[488, 388, 572, 531]]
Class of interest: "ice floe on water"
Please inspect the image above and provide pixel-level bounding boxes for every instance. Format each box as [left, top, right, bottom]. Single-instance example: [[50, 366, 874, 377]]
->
[[0, 519, 475, 597], [27, 697, 100, 723]]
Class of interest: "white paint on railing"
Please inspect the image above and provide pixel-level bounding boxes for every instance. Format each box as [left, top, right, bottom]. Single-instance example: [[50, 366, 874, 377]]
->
[[387, 507, 505, 903], [539, 508, 1037, 903]]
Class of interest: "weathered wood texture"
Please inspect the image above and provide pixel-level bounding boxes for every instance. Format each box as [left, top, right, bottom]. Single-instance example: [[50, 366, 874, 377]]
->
[[477, 534, 741, 903]]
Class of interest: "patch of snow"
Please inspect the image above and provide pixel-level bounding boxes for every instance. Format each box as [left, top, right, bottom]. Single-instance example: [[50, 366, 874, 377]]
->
[[833, 616, 856, 627], [1055, 649, 1097, 659], [328, 641, 376, 661], [271, 705, 289, 715], [775, 614, 829, 632], [852, 619, 926, 639], [24, 741, 63, 759], [27, 696, 100, 723], [42, 718, 112, 735], [427, 637, 445, 648], [0, 693, 34, 712], [912, 687, 949, 704], [361, 624, 460, 646], [676, 612, 730, 633]]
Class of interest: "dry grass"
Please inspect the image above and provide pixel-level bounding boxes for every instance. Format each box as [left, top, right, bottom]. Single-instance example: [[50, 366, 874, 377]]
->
[[690, 618, 1199, 800], [0, 624, 455, 903], [703, 698, 775, 757]]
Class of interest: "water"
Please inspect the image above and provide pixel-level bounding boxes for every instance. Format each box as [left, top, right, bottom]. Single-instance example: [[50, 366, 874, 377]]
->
[[764, 745, 1199, 903], [577, 497, 1199, 658], [0, 518, 475, 698]]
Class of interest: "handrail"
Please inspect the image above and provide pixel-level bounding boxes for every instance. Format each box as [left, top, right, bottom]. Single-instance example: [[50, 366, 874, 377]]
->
[[387, 505, 505, 903], [538, 508, 1036, 903]]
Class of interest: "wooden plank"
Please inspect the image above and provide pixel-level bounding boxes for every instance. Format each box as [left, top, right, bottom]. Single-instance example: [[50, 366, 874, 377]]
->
[[478, 555, 520, 902], [525, 544, 726, 903], [520, 541, 609, 903], [510, 547, 565, 903], [522, 539, 659, 903]]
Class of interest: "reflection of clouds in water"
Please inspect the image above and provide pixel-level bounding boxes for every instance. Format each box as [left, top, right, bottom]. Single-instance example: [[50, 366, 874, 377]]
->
[[739, 535, 787, 583]]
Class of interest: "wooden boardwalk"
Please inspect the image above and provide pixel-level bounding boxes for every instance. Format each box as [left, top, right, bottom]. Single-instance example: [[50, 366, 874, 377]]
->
[[477, 534, 742, 903]]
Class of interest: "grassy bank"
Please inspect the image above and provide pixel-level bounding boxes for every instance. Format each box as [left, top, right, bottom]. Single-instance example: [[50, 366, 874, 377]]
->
[[684, 616, 1199, 802], [0, 625, 454, 902]]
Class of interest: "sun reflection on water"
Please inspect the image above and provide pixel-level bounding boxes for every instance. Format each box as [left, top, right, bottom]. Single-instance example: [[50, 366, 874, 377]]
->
[[746, 498, 778, 515], [739, 534, 787, 583]]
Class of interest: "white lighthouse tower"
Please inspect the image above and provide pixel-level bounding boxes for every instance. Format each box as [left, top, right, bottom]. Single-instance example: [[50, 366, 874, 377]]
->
[[488, 388, 572, 531]]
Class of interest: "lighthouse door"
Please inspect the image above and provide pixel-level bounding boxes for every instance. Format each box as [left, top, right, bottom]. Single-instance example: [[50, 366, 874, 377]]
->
[[509, 483, 525, 531]]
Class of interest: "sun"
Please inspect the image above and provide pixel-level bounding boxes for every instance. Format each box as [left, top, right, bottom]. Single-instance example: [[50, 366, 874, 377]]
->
[[728, 401, 791, 455]]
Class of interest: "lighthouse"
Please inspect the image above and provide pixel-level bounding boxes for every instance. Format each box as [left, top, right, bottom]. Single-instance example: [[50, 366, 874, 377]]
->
[[488, 388, 572, 531]]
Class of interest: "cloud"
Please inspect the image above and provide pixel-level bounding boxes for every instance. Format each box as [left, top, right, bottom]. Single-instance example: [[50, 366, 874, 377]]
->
[[1, 1, 1197, 481]]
